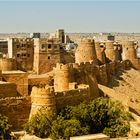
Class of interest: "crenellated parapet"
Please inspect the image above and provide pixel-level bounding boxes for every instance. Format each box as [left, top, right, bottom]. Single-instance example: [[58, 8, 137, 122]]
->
[[78, 60, 97, 73]]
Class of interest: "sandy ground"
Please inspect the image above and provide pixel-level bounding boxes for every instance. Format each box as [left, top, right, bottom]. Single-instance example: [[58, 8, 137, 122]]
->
[[110, 68, 140, 115], [111, 69, 140, 98]]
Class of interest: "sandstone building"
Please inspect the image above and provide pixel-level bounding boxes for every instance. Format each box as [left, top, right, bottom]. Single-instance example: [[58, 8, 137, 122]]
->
[[33, 38, 61, 74], [0, 39, 8, 56], [8, 38, 34, 71]]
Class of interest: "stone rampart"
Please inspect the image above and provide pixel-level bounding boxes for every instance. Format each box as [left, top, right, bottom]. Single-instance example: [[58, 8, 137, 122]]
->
[[0, 82, 17, 98], [28, 75, 53, 94], [55, 85, 90, 110], [2, 71, 28, 96], [0, 97, 31, 130], [0, 58, 17, 71]]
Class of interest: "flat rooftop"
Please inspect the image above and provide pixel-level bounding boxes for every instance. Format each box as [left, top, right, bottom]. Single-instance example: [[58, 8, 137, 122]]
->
[[2, 70, 26, 74], [28, 71, 53, 79], [0, 81, 14, 84]]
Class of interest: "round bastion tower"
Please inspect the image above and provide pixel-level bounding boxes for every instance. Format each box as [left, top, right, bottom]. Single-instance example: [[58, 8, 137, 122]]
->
[[30, 85, 56, 119], [53, 63, 70, 92], [75, 38, 98, 64], [95, 41, 106, 64], [121, 41, 136, 61], [105, 41, 116, 62]]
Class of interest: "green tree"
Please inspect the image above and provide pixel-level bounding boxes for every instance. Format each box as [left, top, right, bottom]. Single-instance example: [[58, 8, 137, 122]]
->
[[24, 109, 52, 138], [59, 97, 132, 138], [89, 97, 132, 137], [51, 116, 89, 140], [60, 102, 91, 128], [103, 122, 130, 138], [0, 114, 11, 140]]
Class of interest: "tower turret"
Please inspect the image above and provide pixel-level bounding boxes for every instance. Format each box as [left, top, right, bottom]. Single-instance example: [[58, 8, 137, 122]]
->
[[105, 41, 116, 62], [75, 38, 98, 64], [30, 85, 56, 119], [121, 41, 136, 60], [53, 63, 70, 92]]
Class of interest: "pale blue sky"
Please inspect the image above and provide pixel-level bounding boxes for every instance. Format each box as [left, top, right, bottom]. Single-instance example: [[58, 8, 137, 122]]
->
[[0, 1, 140, 33]]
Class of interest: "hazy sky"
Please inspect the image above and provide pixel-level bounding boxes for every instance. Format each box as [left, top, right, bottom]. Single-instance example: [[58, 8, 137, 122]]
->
[[0, 0, 140, 33]]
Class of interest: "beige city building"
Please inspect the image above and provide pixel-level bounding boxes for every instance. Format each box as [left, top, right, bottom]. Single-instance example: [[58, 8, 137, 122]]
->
[[8, 38, 34, 71], [33, 38, 61, 74]]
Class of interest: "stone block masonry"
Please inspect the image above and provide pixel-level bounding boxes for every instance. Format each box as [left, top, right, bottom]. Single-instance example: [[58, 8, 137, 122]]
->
[[0, 97, 31, 130]]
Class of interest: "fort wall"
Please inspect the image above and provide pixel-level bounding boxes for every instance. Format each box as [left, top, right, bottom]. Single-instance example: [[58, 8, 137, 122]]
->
[[0, 82, 17, 98], [0, 58, 17, 71], [0, 97, 31, 130], [28, 75, 53, 94], [2, 71, 28, 96], [66, 61, 100, 99], [55, 85, 90, 110]]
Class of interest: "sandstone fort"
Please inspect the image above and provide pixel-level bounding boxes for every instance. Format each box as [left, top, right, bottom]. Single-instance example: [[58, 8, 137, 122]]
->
[[0, 29, 140, 139]]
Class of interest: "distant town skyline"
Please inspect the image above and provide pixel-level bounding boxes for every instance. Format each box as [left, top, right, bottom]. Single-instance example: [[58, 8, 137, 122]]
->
[[0, 1, 140, 33]]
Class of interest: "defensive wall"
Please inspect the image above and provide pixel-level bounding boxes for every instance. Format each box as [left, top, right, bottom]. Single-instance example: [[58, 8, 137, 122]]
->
[[55, 84, 90, 110], [54, 62, 99, 99], [0, 82, 90, 130], [30, 83, 90, 119], [0, 58, 17, 71], [0, 97, 31, 130], [2, 71, 28, 96], [0, 81, 17, 98], [28, 73, 53, 94]]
